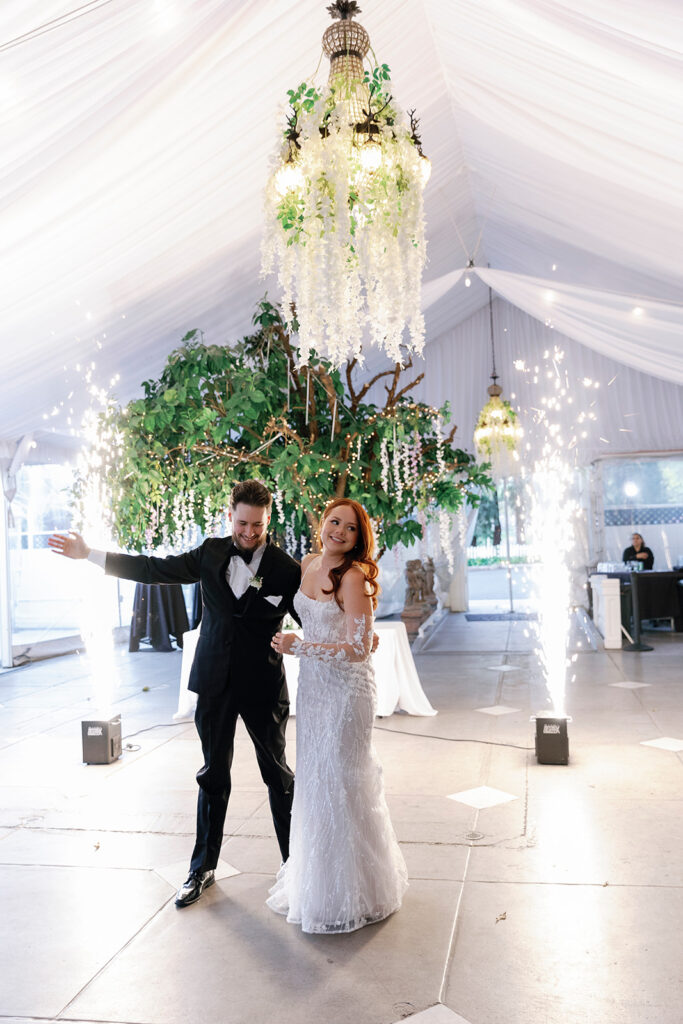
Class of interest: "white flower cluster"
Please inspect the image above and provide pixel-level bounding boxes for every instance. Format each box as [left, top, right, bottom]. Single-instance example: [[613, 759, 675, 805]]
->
[[274, 487, 285, 524], [285, 513, 297, 556], [392, 428, 404, 502], [202, 495, 226, 539], [432, 415, 446, 476], [379, 431, 425, 500], [262, 94, 427, 366], [169, 490, 199, 552], [438, 507, 454, 574], [380, 437, 390, 492]]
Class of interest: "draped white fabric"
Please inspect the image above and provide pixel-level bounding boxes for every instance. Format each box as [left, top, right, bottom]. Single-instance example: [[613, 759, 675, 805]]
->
[[421, 267, 683, 385], [1, 0, 682, 447], [413, 299, 683, 463]]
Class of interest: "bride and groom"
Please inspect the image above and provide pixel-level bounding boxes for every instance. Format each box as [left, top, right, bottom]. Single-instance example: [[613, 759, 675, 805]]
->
[[48, 479, 407, 933]]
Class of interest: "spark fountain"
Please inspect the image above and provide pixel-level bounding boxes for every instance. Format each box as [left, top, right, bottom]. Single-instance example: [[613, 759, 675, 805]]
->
[[514, 346, 599, 764], [527, 451, 575, 763], [75, 377, 124, 763]]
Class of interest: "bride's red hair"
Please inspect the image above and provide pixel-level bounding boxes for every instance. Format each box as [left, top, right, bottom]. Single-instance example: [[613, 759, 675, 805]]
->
[[318, 498, 380, 610]]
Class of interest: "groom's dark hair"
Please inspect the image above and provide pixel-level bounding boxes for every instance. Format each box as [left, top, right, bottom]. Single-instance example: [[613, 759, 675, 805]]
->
[[230, 479, 272, 509]]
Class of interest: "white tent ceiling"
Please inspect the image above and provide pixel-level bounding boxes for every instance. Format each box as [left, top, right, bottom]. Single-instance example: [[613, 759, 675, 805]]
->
[[2, 0, 682, 454]]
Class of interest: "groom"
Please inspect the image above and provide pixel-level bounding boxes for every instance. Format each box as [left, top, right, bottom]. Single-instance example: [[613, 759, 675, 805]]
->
[[49, 479, 301, 907]]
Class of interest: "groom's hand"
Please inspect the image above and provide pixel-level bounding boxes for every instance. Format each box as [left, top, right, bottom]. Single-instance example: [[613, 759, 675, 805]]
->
[[271, 631, 296, 655], [48, 531, 91, 560]]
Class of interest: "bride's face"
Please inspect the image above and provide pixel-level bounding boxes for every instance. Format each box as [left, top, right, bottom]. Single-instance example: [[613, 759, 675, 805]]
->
[[321, 505, 359, 558]]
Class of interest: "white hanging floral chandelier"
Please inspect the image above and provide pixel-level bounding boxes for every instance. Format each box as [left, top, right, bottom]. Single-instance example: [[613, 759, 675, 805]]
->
[[261, 1, 431, 367], [473, 286, 523, 480]]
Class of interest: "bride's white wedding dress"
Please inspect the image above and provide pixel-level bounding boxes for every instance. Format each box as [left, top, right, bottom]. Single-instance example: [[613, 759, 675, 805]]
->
[[266, 589, 408, 934]]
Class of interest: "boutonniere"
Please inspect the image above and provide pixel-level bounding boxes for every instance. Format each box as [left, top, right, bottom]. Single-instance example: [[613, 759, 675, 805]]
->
[[248, 575, 263, 590]]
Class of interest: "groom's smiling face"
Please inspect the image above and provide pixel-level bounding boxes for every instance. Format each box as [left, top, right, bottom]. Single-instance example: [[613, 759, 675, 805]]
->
[[229, 502, 271, 552]]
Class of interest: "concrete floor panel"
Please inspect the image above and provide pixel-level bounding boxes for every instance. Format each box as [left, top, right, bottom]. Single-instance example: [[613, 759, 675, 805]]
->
[[443, 880, 682, 1024], [66, 873, 460, 1024], [0, 824, 193, 871], [0, 863, 172, 1018]]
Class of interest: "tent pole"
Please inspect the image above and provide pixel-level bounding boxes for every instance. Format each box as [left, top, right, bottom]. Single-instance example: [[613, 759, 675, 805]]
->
[[0, 492, 13, 668], [502, 479, 514, 613]]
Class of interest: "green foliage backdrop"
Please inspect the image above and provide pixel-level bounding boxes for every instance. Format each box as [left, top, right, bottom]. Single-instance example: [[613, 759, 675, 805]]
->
[[77, 300, 492, 555]]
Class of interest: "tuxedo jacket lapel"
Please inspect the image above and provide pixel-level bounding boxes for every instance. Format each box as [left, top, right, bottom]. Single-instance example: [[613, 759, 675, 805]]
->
[[217, 538, 236, 612], [238, 540, 275, 617]]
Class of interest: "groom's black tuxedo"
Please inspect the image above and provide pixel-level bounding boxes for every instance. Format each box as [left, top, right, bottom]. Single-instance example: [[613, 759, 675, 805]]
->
[[104, 535, 301, 869]]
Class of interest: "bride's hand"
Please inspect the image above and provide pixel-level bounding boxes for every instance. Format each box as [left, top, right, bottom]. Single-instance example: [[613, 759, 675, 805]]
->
[[271, 631, 296, 655]]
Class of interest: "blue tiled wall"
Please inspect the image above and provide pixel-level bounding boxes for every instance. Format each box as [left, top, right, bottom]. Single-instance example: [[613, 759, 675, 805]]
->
[[605, 506, 683, 527]]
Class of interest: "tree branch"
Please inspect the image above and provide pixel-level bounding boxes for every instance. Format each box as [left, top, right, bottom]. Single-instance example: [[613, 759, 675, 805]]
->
[[392, 370, 425, 405], [348, 361, 403, 411]]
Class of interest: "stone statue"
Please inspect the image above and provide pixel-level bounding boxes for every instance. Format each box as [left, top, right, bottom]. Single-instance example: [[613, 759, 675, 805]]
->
[[405, 559, 426, 606], [423, 556, 438, 607], [401, 558, 434, 642]]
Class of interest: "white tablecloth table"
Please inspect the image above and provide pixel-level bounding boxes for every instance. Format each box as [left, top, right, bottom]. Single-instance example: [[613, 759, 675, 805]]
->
[[174, 620, 436, 720]]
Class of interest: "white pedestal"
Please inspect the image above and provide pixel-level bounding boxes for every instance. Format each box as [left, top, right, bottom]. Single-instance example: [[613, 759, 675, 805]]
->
[[589, 575, 622, 649], [173, 621, 437, 720]]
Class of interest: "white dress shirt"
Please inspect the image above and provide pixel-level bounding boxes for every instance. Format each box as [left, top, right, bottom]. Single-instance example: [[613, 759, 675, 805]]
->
[[87, 540, 267, 599], [226, 540, 267, 598]]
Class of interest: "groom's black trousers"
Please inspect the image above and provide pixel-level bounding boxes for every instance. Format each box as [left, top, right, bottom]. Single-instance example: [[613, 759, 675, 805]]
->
[[190, 684, 294, 874]]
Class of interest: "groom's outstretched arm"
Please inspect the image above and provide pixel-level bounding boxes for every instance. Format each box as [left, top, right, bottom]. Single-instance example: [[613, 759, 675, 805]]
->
[[49, 530, 203, 585], [105, 548, 202, 586]]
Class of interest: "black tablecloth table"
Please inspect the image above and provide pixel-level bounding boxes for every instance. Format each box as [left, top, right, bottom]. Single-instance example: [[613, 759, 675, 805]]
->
[[606, 571, 683, 633], [129, 583, 190, 652]]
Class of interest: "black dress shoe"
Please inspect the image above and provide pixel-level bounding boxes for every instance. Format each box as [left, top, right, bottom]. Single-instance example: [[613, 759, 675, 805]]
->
[[175, 869, 215, 907]]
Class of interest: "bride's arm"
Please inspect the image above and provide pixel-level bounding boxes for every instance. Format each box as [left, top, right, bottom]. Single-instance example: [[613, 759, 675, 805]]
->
[[273, 567, 374, 663]]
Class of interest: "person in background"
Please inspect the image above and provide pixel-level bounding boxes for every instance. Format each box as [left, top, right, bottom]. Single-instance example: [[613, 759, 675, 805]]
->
[[622, 532, 654, 571]]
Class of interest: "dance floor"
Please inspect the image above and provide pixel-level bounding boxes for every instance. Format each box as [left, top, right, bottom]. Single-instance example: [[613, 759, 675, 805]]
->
[[0, 613, 681, 1024]]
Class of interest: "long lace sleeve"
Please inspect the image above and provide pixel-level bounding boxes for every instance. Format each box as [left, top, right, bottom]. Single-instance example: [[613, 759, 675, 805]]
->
[[290, 568, 374, 663], [290, 613, 373, 663]]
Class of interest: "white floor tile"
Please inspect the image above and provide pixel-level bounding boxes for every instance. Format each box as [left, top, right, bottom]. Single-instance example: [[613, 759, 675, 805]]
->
[[399, 1005, 472, 1024], [475, 705, 521, 716], [154, 857, 241, 888], [447, 786, 518, 809], [640, 737, 683, 752], [609, 681, 651, 689]]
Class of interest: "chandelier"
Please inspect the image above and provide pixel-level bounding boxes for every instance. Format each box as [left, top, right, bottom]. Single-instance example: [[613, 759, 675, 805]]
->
[[261, 1, 431, 367], [473, 286, 523, 480]]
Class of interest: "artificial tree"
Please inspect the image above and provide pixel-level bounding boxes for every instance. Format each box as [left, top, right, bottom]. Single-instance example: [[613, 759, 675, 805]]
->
[[76, 299, 491, 557]]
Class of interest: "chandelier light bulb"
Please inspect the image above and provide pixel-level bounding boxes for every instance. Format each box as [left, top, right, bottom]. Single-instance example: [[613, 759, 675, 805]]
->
[[465, 275, 471, 287], [358, 138, 382, 174], [274, 161, 305, 197]]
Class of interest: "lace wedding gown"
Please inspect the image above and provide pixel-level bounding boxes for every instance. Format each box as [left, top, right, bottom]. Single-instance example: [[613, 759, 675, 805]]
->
[[266, 591, 408, 934]]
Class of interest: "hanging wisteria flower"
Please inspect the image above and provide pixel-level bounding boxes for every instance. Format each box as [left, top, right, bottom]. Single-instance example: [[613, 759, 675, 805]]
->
[[392, 425, 404, 502], [438, 507, 454, 574], [274, 487, 285, 524], [432, 415, 446, 476], [380, 437, 390, 493]]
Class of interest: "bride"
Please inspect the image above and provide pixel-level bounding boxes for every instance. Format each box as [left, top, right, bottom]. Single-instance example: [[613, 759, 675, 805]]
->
[[269, 498, 408, 934]]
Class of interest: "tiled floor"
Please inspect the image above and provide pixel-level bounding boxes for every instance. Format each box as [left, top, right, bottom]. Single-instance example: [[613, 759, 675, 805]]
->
[[0, 616, 681, 1024]]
